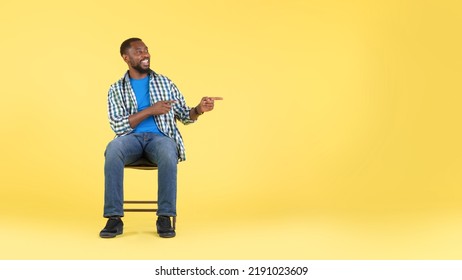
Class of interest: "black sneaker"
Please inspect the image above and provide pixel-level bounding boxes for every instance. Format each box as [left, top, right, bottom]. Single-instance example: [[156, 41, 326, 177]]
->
[[100, 217, 123, 238], [156, 216, 176, 238]]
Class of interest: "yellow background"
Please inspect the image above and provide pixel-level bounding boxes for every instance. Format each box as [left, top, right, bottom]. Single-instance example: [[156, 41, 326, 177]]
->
[[0, 0, 461, 259]]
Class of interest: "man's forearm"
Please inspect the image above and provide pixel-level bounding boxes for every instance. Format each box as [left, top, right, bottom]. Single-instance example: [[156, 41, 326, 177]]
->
[[129, 101, 177, 128], [128, 109, 152, 128]]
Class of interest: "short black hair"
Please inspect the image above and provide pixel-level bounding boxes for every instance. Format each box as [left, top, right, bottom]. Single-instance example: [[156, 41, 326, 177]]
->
[[120, 37, 142, 56]]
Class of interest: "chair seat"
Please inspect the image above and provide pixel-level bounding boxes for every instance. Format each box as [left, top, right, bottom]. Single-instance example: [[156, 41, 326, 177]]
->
[[125, 157, 157, 170]]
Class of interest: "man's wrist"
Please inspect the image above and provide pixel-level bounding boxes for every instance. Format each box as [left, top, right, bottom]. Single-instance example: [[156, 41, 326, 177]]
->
[[194, 106, 203, 115]]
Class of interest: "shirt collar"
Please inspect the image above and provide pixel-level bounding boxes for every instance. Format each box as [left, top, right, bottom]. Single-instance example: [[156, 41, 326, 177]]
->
[[123, 69, 157, 83]]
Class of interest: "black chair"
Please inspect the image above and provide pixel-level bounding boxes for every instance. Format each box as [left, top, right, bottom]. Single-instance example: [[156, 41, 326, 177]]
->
[[124, 157, 176, 229]]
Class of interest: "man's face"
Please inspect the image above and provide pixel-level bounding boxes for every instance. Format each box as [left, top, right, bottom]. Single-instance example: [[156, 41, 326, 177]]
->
[[124, 40, 151, 74]]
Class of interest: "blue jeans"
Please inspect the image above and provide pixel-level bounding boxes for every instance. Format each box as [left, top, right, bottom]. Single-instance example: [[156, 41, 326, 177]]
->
[[104, 133, 178, 217]]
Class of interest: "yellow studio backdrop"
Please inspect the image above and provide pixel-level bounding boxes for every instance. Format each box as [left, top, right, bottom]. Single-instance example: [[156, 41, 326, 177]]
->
[[0, 0, 461, 259]]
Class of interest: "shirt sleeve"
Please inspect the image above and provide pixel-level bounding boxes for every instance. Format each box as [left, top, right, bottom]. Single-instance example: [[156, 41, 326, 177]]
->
[[170, 82, 195, 125], [107, 84, 134, 136]]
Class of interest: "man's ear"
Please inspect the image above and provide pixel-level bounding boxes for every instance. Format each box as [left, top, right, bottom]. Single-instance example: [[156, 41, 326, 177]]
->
[[122, 54, 129, 63]]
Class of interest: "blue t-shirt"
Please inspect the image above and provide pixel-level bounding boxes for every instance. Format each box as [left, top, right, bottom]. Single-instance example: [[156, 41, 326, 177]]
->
[[130, 76, 161, 134]]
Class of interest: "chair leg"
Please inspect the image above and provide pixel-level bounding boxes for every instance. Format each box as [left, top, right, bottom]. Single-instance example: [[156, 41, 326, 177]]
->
[[123, 201, 176, 230], [123, 200, 157, 212]]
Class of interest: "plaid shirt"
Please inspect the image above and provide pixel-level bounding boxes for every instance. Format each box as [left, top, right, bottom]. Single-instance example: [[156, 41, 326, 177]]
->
[[107, 70, 194, 161]]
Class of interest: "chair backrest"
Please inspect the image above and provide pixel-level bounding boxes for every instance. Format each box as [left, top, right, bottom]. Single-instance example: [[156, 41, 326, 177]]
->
[[125, 157, 158, 170]]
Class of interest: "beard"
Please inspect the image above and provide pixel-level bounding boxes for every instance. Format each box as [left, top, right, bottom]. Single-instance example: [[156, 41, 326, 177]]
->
[[132, 64, 151, 74], [129, 57, 151, 74]]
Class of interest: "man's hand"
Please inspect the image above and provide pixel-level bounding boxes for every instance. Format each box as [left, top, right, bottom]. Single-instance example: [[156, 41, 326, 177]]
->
[[149, 100, 176, 115], [196, 97, 223, 114]]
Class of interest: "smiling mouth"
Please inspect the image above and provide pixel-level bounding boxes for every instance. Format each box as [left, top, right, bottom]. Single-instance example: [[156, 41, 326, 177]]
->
[[141, 58, 150, 67]]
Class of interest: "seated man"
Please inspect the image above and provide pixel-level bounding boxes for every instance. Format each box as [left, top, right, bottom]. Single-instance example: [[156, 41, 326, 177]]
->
[[100, 37, 222, 238]]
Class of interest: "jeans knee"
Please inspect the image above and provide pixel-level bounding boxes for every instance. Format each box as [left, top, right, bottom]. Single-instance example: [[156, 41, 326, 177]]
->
[[105, 139, 124, 160], [156, 138, 178, 164]]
